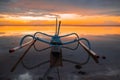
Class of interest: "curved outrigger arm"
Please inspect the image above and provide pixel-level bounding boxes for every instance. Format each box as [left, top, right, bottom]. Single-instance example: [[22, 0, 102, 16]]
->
[[34, 32, 53, 37], [9, 35, 50, 53], [62, 38, 99, 63], [9, 35, 35, 53], [10, 40, 36, 72], [20, 35, 50, 45], [60, 33, 79, 38], [62, 38, 90, 47], [60, 33, 80, 50]]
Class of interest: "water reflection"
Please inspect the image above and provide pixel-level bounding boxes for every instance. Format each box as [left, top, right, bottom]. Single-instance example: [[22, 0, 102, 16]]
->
[[0, 26, 120, 37], [14, 72, 33, 80], [0, 26, 120, 80]]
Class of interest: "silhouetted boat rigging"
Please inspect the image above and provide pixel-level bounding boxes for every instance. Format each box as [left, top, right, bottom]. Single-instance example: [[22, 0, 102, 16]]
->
[[9, 18, 106, 80]]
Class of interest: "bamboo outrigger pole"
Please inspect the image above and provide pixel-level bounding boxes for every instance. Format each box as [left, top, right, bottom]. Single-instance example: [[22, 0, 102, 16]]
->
[[9, 40, 34, 53], [79, 41, 99, 63], [10, 40, 36, 72]]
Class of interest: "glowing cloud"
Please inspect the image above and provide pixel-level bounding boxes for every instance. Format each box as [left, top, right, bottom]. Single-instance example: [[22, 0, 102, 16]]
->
[[0, 0, 120, 25]]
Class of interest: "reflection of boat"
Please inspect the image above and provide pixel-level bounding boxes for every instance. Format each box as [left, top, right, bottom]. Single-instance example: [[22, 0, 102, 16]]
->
[[9, 18, 104, 80]]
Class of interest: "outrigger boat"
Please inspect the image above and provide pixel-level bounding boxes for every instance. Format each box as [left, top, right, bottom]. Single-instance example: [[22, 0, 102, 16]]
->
[[9, 18, 105, 80]]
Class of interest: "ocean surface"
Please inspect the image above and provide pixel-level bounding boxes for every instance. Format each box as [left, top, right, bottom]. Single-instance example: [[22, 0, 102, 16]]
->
[[0, 26, 120, 80]]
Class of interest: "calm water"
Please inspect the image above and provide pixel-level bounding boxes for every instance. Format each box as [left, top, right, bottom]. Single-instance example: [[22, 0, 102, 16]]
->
[[0, 26, 120, 80], [0, 26, 120, 36]]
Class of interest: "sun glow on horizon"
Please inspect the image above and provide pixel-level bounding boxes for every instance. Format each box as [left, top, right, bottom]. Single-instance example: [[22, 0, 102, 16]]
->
[[0, 13, 120, 26], [0, 13, 120, 37], [0, 26, 120, 37]]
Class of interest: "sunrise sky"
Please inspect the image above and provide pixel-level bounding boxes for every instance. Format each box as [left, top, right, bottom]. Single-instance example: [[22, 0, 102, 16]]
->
[[0, 0, 120, 26]]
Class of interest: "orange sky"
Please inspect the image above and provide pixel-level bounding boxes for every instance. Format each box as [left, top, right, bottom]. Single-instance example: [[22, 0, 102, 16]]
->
[[0, 0, 120, 37], [0, 14, 120, 26], [0, 0, 120, 26], [0, 13, 120, 36]]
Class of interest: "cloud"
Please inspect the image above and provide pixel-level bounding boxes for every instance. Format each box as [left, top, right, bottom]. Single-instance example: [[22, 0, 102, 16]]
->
[[103, 20, 120, 25], [0, 0, 11, 3], [0, 0, 120, 16], [0, 15, 4, 18], [0, 0, 120, 25], [87, 68, 120, 77], [0, 32, 5, 34]]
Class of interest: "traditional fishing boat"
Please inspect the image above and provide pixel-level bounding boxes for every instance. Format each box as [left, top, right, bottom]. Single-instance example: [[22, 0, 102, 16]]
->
[[9, 18, 106, 80]]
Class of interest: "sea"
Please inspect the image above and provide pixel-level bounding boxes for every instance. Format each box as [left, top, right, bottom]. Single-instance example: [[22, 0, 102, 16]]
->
[[0, 26, 120, 80]]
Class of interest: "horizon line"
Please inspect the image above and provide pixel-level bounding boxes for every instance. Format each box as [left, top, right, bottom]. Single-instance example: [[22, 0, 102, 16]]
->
[[0, 24, 120, 26]]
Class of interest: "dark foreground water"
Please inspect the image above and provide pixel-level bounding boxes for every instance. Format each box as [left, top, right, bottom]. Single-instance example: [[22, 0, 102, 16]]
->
[[0, 34, 120, 80]]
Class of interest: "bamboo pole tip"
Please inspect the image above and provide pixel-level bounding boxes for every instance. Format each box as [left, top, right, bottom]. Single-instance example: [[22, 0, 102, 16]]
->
[[9, 49, 15, 53]]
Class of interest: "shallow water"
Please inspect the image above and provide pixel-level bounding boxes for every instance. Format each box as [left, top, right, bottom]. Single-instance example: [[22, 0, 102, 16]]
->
[[0, 26, 120, 80]]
